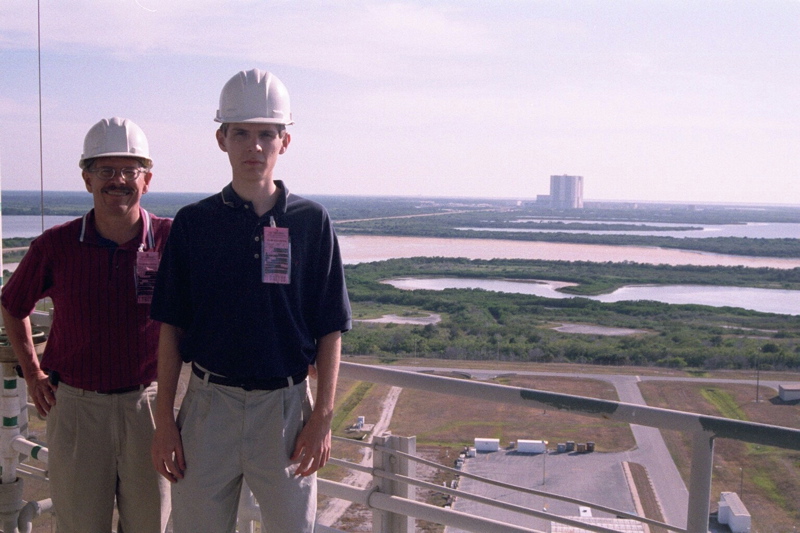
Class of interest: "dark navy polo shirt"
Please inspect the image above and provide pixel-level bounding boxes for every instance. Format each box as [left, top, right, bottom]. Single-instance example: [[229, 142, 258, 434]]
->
[[151, 181, 351, 380]]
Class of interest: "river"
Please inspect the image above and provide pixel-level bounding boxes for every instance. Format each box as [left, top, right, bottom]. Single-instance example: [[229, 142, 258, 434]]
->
[[5, 216, 800, 269], [337, 235, 800, 269], [5, 216, 800, 314]]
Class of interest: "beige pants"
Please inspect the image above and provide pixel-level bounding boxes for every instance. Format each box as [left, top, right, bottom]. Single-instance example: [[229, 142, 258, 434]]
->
[[47, 382, 171, 533], [171, 372, 315, 533]]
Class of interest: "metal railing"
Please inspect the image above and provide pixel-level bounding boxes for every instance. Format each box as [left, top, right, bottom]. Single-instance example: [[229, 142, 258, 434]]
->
[[321, 362, 800, 533], [1, 326, 799, 532]]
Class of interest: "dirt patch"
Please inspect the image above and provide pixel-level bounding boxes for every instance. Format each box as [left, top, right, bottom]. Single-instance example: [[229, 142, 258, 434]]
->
[[552, 323, 648, 336], [354, 313, 442, 325], [627, 462, 668, 533], [389, 373, 635, 452]]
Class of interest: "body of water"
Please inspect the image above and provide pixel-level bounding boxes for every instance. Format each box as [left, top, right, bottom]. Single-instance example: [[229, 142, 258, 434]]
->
[[5, 216, 800, 314], [459, 220, 800, 239], [1, 215, 77, 238], [337, 235, 800, 269], [384, 277, 800, 316]]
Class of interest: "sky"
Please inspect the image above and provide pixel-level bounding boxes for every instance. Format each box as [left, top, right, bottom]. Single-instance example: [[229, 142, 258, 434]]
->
[[1, 1, 799, 204]]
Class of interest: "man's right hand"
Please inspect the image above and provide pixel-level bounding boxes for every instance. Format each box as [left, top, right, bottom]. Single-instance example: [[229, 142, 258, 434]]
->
[[151, 421, 186, 483], [27, 371, 57, 417]]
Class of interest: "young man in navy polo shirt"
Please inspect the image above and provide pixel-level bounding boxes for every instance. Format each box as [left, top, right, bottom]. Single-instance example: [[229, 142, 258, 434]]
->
[[150, 69, 351, 532], [1, 117, 172, 532]]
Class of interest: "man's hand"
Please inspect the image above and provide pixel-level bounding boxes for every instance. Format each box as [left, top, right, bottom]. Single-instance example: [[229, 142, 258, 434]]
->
[[290, 414, 332, 477], [151, 421, 186, 483], [26, 370, 57, 417]]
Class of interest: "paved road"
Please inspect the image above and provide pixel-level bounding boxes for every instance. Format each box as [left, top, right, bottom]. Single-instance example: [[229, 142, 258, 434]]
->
[[611, 375, 688, 527]]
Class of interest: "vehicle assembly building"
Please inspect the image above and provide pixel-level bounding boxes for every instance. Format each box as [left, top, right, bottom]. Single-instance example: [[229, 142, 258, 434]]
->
[[550, 174, 584, 209]]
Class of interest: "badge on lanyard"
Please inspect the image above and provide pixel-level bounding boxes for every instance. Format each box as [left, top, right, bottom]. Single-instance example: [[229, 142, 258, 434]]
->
[[135, 250, 161, 304], [262, 219, 291, 284]]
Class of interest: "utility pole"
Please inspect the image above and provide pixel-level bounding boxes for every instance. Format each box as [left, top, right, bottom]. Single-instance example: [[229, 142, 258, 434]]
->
[[739, 467, 744, 499], [755, 353, 761, 403], [541, 449, 547, 486]]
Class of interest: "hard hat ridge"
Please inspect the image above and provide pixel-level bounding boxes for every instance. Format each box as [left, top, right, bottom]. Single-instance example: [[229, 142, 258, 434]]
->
[[215, 68, 294, 125], [79, 117, 151, 169]]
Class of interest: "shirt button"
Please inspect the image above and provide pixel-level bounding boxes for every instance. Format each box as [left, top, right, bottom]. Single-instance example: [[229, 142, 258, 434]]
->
[[255, 236, 260, 242], [254, 254, 260, 259]]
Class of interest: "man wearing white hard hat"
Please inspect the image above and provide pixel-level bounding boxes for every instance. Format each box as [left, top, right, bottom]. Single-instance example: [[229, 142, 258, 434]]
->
[[1, 117, 172, 532], [151, 69, 351, 531]]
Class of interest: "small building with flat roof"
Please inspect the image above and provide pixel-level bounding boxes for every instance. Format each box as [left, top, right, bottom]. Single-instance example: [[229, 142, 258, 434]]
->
[[778, 383, 800, 402], [718, 491, 751, 533]]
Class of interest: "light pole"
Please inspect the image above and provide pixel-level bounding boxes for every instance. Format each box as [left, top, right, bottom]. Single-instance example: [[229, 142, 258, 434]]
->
[[739, 467, 744, 499], [755, 352, 761, 403], [541, 448, 547, 486]]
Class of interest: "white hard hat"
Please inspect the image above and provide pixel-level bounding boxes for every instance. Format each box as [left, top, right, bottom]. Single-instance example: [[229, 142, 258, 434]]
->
[[215, 69, 294, 125], [79, 117, 151, 169]]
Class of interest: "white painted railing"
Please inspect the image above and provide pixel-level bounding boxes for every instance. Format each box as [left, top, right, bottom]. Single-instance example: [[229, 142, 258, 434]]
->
[[1, 322, 799, 532]]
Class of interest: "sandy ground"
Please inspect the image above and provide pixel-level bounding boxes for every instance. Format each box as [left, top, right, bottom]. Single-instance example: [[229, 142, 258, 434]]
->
[[316, 386, 403, 527], [355, 313, 442, 325], [552, 323, 647, 336]]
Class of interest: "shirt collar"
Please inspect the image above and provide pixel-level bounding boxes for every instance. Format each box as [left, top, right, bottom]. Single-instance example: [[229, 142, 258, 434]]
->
[[220, 180, 289, 216], [79, 207, 154, 250]]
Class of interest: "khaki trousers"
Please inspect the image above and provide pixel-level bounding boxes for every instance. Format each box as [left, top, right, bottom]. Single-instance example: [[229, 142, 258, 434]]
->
[[171, 372, 315, 533], [47, 382, 171, 533]]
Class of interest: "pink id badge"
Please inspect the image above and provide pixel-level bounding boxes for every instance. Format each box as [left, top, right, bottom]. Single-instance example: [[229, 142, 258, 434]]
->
[[262, 226, 291, 284], [135, 251, 161, 304]]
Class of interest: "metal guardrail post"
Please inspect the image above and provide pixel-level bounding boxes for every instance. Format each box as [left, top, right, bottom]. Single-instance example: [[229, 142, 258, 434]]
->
[[686, 431, 715, 533], [372, 434, 416, 533]]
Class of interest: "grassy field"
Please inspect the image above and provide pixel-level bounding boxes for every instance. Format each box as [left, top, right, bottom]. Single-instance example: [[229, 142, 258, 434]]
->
[[639, 380, 800, 532]]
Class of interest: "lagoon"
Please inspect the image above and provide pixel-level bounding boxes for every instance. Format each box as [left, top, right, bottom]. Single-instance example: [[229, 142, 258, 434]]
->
[[384, 277, 800, 316]]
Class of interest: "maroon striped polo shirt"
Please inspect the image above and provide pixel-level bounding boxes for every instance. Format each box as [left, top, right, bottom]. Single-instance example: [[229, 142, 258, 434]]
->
[[1, 209, 172, 391]]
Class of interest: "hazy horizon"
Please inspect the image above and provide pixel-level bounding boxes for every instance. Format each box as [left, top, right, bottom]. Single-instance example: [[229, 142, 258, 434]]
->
[[3, 188, 800, 209]]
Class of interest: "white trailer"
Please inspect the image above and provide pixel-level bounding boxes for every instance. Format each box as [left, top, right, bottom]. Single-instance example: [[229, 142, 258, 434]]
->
[[718, 492, 751, 533], [517, 439, 547, 453], [474, 438, 500, 452]]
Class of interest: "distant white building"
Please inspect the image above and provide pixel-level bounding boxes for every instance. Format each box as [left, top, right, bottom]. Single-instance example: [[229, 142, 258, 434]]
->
[[778, 383, 800, 402], [550, 175, 584, 209], [474, 438, 500, 452], [516, 439, 547, 453], [718, 492, 751, 533]]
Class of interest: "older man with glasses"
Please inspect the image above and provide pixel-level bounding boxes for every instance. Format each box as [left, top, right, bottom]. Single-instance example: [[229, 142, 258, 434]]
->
[[1, 117, 172, 532]]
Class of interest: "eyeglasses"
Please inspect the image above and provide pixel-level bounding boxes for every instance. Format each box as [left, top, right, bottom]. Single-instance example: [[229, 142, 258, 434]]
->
[[87, 167, 146, 181]]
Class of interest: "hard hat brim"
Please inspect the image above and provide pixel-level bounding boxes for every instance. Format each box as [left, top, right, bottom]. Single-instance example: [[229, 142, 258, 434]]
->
[[213, 117, 294, 125], [79, 153, 153, 169]]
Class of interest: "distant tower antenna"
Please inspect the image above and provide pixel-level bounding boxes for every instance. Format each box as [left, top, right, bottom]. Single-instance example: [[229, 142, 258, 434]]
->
[[37, 0, 45, 232]]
